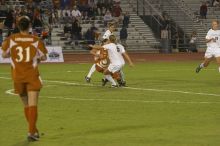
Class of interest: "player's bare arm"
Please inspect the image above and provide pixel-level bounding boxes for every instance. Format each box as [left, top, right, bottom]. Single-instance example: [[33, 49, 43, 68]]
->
[[206, 38, 215, 43], [122, 52, 134, 67], [1, 40, 10, 58]]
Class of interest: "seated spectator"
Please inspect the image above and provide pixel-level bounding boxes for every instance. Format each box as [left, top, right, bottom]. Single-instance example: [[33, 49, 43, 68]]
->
[[213, 0, 220, 7], [189, 31, 198, 52], [104, 10, 113, 27], [123, 12, 130, 28], [62, 6, 71, 22], [103, 0, 113, 14], [97, 0, 104, 16], [113, 0, 120, 4], [72, 6, 82, 21], [200, 2, 207, 19], [112, 3, 122, 17]]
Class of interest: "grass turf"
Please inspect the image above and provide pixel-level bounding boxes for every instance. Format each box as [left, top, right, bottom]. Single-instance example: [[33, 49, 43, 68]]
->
[[0, 62, 220, 146]]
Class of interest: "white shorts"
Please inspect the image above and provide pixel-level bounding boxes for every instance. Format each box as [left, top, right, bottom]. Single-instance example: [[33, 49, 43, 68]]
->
[[205, 47, 220, 58], [108, 64, 123, 73]]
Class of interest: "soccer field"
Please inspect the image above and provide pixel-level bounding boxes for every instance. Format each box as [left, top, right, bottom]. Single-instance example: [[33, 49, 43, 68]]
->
[[0, 61, 220, 146]]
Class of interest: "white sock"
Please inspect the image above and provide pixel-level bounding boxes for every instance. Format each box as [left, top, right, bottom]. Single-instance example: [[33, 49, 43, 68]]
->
[[200, 63, 204, 68], [219, 67, 220, 73], [87, 64, 96, 78], [105, 75, 117, 86], [120, 70, 125, 82]]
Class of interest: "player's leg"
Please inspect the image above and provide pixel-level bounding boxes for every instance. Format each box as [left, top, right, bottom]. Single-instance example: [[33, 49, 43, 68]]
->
[[26, 78, 42, 141], [103, 68, 117, 87], [85, 64, 96, 83], [119, 69, 126, 86], [27, 91, 39, 141], [196, 57, 212, 73], [14, 82, 29, 123], [196, 49, 213, 73]]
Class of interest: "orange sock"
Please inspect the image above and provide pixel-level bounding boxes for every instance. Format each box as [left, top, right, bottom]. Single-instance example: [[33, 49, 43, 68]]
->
[[24, 106, 29, 122], [28, 106, 38, 135]]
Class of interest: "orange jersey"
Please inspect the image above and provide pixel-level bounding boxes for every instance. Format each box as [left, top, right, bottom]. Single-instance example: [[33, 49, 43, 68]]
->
[[95, 48, 109, 69], [1, 33, 48, 82]]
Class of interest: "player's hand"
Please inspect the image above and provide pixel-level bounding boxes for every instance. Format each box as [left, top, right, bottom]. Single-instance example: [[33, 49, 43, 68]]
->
[[129, 62, 134, 67]]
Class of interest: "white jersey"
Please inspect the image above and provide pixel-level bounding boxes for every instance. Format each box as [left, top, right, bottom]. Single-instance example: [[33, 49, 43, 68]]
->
[[103, 30, 113, 39], [206, 29, 220, 48], [116, 43, 126, 65], [103, 43, 122, 66]]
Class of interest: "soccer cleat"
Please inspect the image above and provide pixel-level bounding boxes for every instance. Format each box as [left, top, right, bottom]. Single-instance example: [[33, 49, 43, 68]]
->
[[102, 78, 108, 86], [27, 134, 39, 142], [120, 81, 127, 87], [85, 76, 91, 83], [111, 84, 118, 88], [117, 80, 127, 87], [195, 65, 202, 73]]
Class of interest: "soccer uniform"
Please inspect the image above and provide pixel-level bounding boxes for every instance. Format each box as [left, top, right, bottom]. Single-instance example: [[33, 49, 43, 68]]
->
[[116, 43, 126, 65], [94, 48, 109, 72], [1, 33, 48, 94], [103, 30, 113, 40], [205, 29, 220, 58], [103, 43, 123, 73]]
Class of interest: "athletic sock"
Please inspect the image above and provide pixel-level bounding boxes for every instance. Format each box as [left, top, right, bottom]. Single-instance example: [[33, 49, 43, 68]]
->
[[24, 106, 29, 122], [28, 106, 38, 135], [87, 64, 96, 78], [200, 63, 204, 68], [105, 75, 117, 86], [120, 70, 125, 82], [218, 67, 220, 73]]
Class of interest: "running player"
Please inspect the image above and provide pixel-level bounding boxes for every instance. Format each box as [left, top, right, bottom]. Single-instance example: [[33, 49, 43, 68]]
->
[[196, 20, 220, 73], [89, 39, 109, 74], [1, 16, 48, 141]]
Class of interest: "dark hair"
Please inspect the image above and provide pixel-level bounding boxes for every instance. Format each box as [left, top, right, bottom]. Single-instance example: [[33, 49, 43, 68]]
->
[[18, 17, 30, 31]]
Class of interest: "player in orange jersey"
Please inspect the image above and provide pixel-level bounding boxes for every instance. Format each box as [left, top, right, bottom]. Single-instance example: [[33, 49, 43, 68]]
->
[[1, 16, 48, 142], [89, 39, 110, 74]]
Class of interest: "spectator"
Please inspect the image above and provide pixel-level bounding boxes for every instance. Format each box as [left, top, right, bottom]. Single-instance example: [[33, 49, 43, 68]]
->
[[97, 0, 104, 16], [160, 14, 170, 39], [113, 3, 122, 17], [104, 10, 113, 27], [85, 23, 99, 45], [200, 2, 208, 19], [123, 12, 130, 28], [189, 31, 198, 52], [103, 0, 113, 14], [71, 19, 82, 45], [72, 6, 82, 21], [113, 0, 120, 4], [120, 25, 128, 48], [62, 6, 71, 22], [4, 9, 14, 36], [213, 0, 220, 7], [0, 21, 3, 46]]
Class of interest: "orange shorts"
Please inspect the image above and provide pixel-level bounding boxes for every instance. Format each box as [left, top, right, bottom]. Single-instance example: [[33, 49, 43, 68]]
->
[[95, 65, 105, 73], [14, 77, 42, 95]]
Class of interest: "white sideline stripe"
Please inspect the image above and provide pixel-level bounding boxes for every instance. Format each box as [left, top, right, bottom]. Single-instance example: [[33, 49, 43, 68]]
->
[[1, 76, 220, 97], [5, 89, 220, 104]]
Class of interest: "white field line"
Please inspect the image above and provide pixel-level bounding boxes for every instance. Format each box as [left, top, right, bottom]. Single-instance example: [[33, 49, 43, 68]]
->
[[5, 88, 220, 104], [1, 76, 220, 97]]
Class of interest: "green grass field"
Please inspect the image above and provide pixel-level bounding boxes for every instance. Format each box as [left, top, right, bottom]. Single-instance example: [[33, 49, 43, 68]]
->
[[0, 61, 220, 146]]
